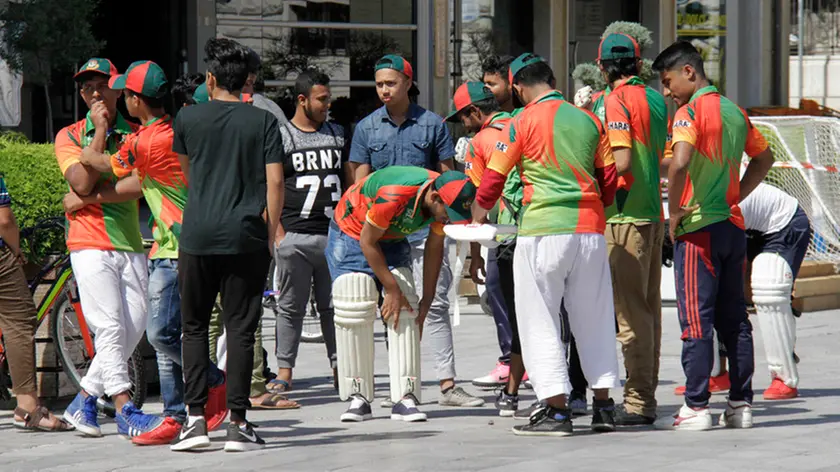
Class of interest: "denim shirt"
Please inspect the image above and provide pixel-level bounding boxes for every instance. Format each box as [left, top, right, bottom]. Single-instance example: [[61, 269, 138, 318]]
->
[[349, 103, 456, 171]]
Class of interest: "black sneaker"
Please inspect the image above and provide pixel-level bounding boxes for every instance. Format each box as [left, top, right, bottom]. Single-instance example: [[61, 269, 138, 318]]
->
[[170, 417, 211, 452], [613, 403, 655, 426], [224, 421, 265, 452], [513, 399, 545, 420], [391, 394, 427, 422], [495, 389, 519, 417], [340, 394, 372, 422], [591, 398, 616, 433], [512, 406, 573, 437]]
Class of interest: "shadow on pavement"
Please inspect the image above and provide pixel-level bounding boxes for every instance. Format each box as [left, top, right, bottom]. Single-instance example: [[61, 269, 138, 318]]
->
[[755, 414, 840, 428]]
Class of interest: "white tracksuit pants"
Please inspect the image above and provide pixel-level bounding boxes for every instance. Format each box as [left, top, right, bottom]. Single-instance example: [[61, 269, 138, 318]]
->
[[513, 234, 620, 401], [71, 249, 148, 397]]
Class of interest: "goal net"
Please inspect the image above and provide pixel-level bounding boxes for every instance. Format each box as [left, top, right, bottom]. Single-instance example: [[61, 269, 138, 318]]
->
[[749, 116, 840, 264]]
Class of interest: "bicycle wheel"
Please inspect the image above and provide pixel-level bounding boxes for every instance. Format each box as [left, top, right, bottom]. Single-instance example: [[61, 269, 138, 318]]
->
[[51, 289, 147, 408]]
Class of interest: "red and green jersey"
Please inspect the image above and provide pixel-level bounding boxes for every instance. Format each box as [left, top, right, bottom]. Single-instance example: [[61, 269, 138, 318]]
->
[[604, 76, 667, 223], [335, 166, 445, 241], [55, 113, 143, 253], [590, 87, 610, 124], [669, 85, 769, 236], [110, 115, 187, 259], [485, 91, 616, 236], [464, 110, 522, 240]]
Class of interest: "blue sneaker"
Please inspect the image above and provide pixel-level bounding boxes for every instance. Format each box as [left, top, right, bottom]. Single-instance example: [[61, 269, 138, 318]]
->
[[116, 401, 163, 438], [63, 392, 101, 437]]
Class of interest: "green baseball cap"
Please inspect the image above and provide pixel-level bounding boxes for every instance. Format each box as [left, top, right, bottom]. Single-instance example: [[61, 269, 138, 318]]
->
[[444, 81, 496, 122], [74, 58, 119, 82], [508, 53, 547, 84], [108, 61, 169, 99], [434, 171, 476, 224], [192, 82, 210, 104], [374, 54, 414, 81], [598, 33, 640, 61]]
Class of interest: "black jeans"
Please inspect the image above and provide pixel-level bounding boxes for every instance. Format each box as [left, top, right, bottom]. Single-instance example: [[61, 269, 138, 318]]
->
[[179, 249, 271, 422]]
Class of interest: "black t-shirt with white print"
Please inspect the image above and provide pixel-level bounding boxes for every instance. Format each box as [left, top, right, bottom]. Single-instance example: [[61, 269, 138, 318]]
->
[[279, 121, 346, 234]]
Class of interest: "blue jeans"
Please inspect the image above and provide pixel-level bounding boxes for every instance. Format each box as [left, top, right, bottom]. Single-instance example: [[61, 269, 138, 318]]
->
[[325, 221, 411, 282], [147, 258, 224, 422]]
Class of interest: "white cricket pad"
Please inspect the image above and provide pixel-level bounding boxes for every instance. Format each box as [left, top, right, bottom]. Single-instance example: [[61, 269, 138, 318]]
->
[[751, 252, 799, 388], [386, 267, 422, 403], [332, 272, 378, 401]]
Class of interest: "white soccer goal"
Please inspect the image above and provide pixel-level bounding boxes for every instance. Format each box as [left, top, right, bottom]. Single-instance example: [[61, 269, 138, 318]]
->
[[748, 117, 840, 265]]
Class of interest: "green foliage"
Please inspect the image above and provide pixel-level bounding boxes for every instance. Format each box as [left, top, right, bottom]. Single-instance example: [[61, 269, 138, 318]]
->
[[0, 130, 29, 144], [572, 63, 607, 91], [0, 135, 66, 259], [0, 0, 104, 85]]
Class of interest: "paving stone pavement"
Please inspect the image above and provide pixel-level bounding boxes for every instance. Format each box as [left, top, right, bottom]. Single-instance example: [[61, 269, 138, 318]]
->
[[2, 304, 839, 472]]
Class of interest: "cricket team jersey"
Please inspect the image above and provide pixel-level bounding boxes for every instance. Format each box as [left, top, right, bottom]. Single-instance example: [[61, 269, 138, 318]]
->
[[481, 90, 616, 236], [669, 85, 769, 237], [463, 110, 523, 235], [590, 87, 610, 124], [334, 166, 445, 241], [279, 121, 346, 235], [604, 76, 668, 223], [55, 113, 144, 253], [110, 115, 187, 259]]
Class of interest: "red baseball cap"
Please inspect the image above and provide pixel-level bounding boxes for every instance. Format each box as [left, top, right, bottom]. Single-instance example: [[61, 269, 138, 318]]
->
[[598, 33, 641, 61], [374, 54, 414, 82], [74, 58, 119, 82], [445, 81, 496, 122], [108, 61, 169, 99], [434, 171, 477, 224]]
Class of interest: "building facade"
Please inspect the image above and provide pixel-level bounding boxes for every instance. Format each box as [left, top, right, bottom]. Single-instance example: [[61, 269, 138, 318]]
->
[[4, 0, 791, 141]]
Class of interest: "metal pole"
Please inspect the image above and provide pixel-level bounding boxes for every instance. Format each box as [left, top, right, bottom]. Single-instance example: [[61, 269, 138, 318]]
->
[[798, 0, 804, 104]]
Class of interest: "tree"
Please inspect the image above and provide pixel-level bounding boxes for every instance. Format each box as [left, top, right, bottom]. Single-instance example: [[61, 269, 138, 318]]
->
[[0, 0, 104, 141]]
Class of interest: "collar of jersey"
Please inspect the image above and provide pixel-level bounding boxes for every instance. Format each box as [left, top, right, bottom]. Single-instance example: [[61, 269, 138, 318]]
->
[[480, 111, 512, 131], [612, 76, 645, 91], [688, 85, 719, 104], [143, 114, 171, 128], [84, 112, 133, 137], [406, 179, 435, 220], [526, 90, 566, 109]]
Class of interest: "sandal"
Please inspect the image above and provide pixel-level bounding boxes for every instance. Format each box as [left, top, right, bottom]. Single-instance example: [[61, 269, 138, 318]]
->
[[249, 393, 300, 410], [266, 379, 291, 394], [13, 406, 74, 432]]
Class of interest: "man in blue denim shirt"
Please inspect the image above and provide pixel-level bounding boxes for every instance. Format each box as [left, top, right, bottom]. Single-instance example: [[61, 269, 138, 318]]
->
[[349, 55, 484, 408]]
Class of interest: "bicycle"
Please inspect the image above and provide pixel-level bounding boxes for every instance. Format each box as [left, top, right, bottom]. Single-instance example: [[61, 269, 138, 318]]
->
[[263, 259, 324, 344], [0, 216, 146, 415]]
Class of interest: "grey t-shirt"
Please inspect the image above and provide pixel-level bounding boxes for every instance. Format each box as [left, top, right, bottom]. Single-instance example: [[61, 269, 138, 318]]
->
[[279, 121, 347, 234], [252, 94, 289, 127]]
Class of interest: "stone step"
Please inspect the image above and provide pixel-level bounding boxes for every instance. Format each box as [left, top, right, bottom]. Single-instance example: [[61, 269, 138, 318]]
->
[[797, 261, 838, 279]]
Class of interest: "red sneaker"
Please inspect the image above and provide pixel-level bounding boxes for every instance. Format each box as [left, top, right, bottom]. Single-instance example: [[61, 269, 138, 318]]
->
[[763, 378, 798, 400], [131, 416, 181, 445], [673, 372, 731, 395], [205, 382, 228, 432]]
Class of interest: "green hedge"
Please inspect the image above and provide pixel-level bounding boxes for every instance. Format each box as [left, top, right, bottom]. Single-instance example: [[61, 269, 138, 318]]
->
[[0, 133, 67, 259]]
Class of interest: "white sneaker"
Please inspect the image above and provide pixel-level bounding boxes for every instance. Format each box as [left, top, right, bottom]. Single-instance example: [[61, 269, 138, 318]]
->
[[720, 399, 753, 429], [654, 404, 712, 431]]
